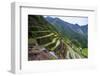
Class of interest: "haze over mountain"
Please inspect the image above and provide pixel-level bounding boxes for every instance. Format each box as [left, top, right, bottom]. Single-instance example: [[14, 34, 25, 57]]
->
[[28, 15, 88, 60], [45, 16, 88, 48]]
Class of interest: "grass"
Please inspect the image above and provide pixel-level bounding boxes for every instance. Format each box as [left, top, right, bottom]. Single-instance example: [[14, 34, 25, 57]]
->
[[82, 48, 88, 57]]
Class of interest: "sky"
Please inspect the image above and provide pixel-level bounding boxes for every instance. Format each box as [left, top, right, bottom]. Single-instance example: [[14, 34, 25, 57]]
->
[[44, 16, 88, 26]]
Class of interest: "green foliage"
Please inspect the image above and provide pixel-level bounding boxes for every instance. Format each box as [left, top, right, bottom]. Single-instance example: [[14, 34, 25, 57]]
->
[[82, 48, 88, 57], [28, 15, 88, 59], [50, 56, 57, 60]]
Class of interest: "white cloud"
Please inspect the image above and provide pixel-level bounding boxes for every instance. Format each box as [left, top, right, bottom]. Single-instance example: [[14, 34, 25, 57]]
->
[[58, 16, 88, 26], [44, 16, 88, 26]]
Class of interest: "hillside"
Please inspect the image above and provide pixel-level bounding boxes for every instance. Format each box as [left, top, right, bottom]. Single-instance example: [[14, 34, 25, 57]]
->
[[45, 16, 88, 48], [28, 15, 88, 60]]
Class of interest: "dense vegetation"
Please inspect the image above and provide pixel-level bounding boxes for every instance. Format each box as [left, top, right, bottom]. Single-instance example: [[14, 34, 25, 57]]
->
[[28, 15, 88, 60]]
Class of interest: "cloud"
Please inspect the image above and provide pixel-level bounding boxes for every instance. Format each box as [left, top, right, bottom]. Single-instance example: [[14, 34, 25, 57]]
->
[[44, 16, 88, 26]]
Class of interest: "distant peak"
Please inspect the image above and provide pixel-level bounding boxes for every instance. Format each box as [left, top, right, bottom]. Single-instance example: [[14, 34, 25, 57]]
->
[[81, 24, 88, 27]]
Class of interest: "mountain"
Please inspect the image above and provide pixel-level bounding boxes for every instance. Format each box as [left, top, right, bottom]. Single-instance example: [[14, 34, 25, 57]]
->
[[45, 16, 87, 35], [28, 15, 88, 59], [45, 16, 88, 48], [81, 25, 88, 35]]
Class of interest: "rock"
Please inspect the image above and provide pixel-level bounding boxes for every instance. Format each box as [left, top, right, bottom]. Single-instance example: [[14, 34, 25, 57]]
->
[[28, 46, 57, 60], [49, 52, 58, 59]]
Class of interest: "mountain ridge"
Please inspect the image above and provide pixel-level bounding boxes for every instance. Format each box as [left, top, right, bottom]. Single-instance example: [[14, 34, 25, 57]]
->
[[44, 16, 88, 48]]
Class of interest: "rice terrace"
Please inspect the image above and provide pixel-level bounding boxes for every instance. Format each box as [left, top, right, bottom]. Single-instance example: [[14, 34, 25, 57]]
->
[[28, 15, 88, 61]]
